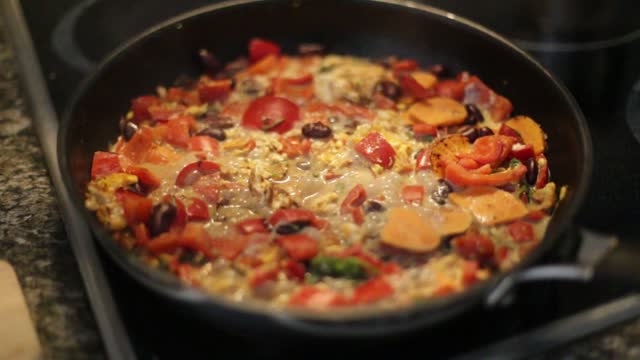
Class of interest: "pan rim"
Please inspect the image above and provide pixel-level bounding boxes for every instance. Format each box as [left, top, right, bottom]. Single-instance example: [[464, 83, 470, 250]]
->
[[58, 0, 592, 334]]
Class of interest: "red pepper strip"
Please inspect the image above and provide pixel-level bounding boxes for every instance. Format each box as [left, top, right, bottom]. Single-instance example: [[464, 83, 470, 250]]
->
[[415, 148, 431, 171], [116, 190, 153, 227], [186, 198, 209, 221], [126, 166, 160, 191], [462, 260, 479, 286], [351, 277, 394, 305], [268, 208, 327, 230], [236, 218, 270, 235], [444, 162, 527, 187], [340, 184, 367, 225], [354, 132, 396, 169], [451, 232, 495, 263], [175, 161, 221, 187], [277, 234, 319, 261], [249, 38, 281, 62], [289, 286, 347, 309], [91, 151, 122, 179], [507, 221, 535, 243], [412, 123, 437, 137], [401, 185, 425, 204], [535, 154, 549, 189]]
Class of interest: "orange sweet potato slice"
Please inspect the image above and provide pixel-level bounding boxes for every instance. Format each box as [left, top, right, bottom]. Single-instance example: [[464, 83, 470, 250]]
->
[[411, 71, 438, 90], [381, 207, 441, 252], [437, 209, 473, 236], [429, 134, 471, 176], [505, 116, 547, 155], [448, 186, 529, 225], [408, 97, 468, 127]]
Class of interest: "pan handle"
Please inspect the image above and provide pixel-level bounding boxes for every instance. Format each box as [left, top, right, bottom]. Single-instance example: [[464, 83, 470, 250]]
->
[[485, 228, 618, 307]]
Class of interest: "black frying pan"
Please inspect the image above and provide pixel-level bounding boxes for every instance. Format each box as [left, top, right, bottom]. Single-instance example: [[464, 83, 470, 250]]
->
[[58, 0, 592, 337]]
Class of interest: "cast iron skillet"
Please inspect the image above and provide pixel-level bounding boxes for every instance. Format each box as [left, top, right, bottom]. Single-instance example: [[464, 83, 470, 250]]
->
[[58, 0, 592, 337]]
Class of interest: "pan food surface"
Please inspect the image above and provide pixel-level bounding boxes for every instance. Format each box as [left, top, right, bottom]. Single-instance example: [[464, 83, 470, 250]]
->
[[83, 38, 560, 311]]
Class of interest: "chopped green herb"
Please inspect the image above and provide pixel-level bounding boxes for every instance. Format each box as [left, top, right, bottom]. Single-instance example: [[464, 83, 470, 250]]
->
[[318, 64, 336, 73], [509, 158, 522, 169], [309, 256, 374, 280]]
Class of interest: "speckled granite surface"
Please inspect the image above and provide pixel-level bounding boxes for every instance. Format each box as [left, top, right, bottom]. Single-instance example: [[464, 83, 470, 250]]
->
[[0, 24, 104, 360], [2, 13, 640, 360]]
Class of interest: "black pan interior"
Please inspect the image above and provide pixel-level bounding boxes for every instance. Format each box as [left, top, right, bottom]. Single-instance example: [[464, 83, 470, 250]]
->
[[59, 0, 591, 333]]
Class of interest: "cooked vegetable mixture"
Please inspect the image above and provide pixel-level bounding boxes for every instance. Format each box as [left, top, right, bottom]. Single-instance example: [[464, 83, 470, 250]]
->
[[85, 38, 559, 310]]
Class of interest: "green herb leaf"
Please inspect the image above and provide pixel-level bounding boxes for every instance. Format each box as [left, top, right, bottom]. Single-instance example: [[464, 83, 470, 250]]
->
[[509, 158, 522, 169]]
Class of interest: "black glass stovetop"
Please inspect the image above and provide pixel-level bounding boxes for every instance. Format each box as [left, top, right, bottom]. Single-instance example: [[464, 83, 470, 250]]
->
[[9, 0, 640, 358]]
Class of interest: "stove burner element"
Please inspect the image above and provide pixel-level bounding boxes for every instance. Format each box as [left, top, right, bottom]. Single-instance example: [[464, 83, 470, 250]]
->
[[51, 0, 97, 73]]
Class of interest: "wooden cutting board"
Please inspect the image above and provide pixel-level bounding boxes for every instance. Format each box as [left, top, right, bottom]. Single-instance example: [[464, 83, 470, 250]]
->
[[0, 261, 42, 360]]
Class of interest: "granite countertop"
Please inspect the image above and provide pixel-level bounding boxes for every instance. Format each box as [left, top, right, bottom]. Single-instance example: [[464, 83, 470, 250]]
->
[[1, 17, 639, 360]]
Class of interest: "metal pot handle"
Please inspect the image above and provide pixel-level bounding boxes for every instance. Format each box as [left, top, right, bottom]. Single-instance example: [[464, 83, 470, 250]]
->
[[485, 228, 618, 307]]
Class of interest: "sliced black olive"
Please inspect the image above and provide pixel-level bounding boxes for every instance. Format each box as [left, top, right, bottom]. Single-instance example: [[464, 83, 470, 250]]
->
[[374, 80, 401, 101], [275, 221, 310, 235], [149, 203, 177, 237], [525, 157, 538, 185], [123, 121, 139, 141], [197, 127, 226, 141], [125, 183, 144, 196], [464, 104, 484, 125], [460, 126, 479, 143], [298, 43, 326, 56], [476, 126, 494, 138], [431, 179, 452, 205], [364, 200, 385, 213], [302, 122, 332, 138], [197, 48, 220, 75]]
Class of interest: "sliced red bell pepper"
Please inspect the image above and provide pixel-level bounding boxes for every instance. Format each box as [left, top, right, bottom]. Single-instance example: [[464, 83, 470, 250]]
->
[[249, 38, 281, 62], [352, 277, 394, 305], [279, 136, 311, 158], [415, 148, 431, 171], [462, 260, 479, 286], [133, 223, 151, 246], [116, 190, 153, 227], [451, 232, 495, 263], [510, 143, 535, 163], [507, 221, 535, 243], [210, 235, 248, 260], [175, 161, 221, 187], [435, 79, 466, 101], [498, 123, 524, 141], [444, 162, 527, 187], [340, 184, 367, 225], [120, 127, 155, 164], [249, 267, 280, 288], [125, 166, 160, 191], [236, 218, 270, 235], [412, 123, 437, 137], [277, 234, 319, 261], [186, 198, 209, 221], [354, 132, 396, 169], [289, 286, 346, 308], [391, 59, 418, 72], [399, 73, 433, 99], [131, 95, 159, 122], [268, 208, 327, 229], [165, 116, 192, 148], [198, 78, 233, 103], [283, 260, 306, 281], [91, 151, 122, 179], [401, 185, 425, 204], [189, 136, 219, 154], [535, 154, 549, 189]]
